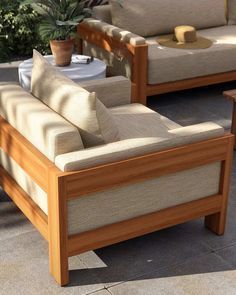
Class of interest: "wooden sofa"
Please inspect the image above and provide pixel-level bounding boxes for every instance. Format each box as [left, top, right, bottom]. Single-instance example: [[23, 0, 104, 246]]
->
[[0, 51, 234, 286], [79, 0, 236, 105]]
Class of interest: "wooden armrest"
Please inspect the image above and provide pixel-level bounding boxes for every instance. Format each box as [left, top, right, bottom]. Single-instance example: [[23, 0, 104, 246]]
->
[[78, 18, 148, 105], [79, 18, 146, 47]]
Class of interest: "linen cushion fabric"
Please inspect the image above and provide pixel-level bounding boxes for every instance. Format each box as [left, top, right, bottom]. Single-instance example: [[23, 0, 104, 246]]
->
[[92, 4, 112, 23], [0, 149, 48, 214], [148, 25, 236, 84], [31, 50, 120, 147], [68, 162, 221, 234], [79, 76, 131, 108], [55, 105, 224, 172], [228, 0, 236, 24], [0, 84, 84, 161], [109, 0, 227, 37]]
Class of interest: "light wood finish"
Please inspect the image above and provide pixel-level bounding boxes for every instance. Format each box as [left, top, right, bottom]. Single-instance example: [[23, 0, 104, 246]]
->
[[131, 45, 148, 105], [78, 22, 236, 105], [64, 135, 231, 200], [68, 194, 222, 256], [78, 22, 148, 104], [205, 135, 234, 234], [147, 71, 236, 96], [0, 116, 55, 191], [0, 166, 48, 240], [0, 114, 234, 285], [223, 90, 236, 149], [48, 169, 69, 286]]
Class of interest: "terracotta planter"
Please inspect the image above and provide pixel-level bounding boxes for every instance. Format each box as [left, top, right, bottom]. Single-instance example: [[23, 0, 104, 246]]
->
[[50, 39, 74, 67]]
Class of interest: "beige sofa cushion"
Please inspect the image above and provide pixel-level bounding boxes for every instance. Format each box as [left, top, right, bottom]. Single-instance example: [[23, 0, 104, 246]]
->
[[228, 0, 236, 24], [93, 4, 112, 23], [0, 84, 84, 161], [147, 25, 236, 84], [31, 50, 120, 147], [55, 104, 224, 172], [110, 0, 226, 37], [79, 76, 131, 107]]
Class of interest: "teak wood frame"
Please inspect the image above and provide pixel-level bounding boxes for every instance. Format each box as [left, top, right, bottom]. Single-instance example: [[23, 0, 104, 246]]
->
[[0, 115, 234, 286], [78, 22, 236, 105]]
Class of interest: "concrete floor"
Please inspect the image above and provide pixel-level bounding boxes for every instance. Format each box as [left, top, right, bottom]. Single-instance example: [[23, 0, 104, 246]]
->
[[1, 64, 236, 294]]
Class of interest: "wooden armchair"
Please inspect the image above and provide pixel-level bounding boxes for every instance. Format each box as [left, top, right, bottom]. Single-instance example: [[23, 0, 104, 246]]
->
[[0, 52, 234, 286]]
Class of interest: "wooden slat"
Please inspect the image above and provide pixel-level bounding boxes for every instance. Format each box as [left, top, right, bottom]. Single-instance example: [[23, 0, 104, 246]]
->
[[0, 166, 48, 240], [0, 116, 56, 192], [147, 71, 236, 96], [64, 135, 232, 200], [79, 22, 134, 58], [68, 194, 222, 256], [48, 168, 69, 286]]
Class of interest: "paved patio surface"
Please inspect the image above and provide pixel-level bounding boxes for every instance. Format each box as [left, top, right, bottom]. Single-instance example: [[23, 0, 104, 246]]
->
[[1, 64, 236, 294]]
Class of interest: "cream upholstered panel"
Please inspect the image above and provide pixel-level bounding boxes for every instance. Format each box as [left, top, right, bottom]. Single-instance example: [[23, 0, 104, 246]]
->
[[0, 149, 48, 214], [110, 0, 226, 37], [92, 4, 112, 23], [148, 25, 236, 84], [31, 50, 120, 147], [79, 76, 131, 107], [228, 0, 236, 24], [0, 84, 84, 161], [68, 162, 221, 235]]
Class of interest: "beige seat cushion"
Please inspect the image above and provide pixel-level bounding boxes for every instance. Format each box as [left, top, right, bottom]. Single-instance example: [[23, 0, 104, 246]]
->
[[0, 84, 84, 161], [147, 25, 236, 84], [110, 103, 181, 139], [110, 0, 226, 37], [31, 50, 120, 147]]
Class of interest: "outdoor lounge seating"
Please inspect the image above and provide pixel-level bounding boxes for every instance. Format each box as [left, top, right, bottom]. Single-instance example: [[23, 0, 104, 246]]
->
[[79, 0, 236, 104], [0, 50, 234, 286]]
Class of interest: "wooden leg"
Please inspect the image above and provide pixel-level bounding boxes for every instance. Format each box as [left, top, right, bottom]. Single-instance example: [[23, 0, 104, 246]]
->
[[48, 169, 69, 286], [205, 136, 234, 236], [231, 102, 236, 149], [49, 242, 69, 286], [131, 83, 147, 105], [131, 45, 148, 105], [205, 212, 226, 235]]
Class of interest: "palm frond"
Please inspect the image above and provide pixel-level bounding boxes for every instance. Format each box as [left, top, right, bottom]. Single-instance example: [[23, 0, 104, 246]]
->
[[21, 0, 91, 41]]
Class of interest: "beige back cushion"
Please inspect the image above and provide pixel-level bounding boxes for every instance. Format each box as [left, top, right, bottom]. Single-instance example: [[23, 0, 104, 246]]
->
[[31, 50, 120, 147], [93, 5, 112, 23], [110, 0, 227, 37], [0, 84, 84, 162], [228, 0, 236, 24]]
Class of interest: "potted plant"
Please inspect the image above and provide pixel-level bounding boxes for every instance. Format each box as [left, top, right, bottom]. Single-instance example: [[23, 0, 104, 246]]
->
[[23, 0, 91, 66]]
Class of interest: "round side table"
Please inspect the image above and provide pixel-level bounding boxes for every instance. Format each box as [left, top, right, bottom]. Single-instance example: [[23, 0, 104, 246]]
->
[[18, 54, 107, 91]]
